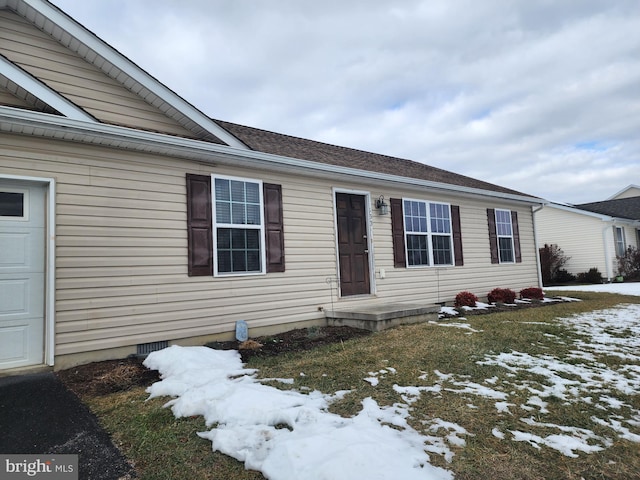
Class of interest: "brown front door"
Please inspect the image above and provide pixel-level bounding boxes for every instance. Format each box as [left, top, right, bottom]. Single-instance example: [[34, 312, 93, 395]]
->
[[336, 193, 370, 296]]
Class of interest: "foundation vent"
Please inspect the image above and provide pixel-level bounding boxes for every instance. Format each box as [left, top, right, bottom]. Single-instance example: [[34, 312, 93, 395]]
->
[[137, 341, 168, 356]]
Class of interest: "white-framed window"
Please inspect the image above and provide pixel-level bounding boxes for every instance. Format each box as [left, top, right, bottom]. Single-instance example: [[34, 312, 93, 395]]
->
[[403, 199, 453, 266], [0, 188, 29, 221], [212, 175, 265, 275], [495, 209, 515, 263], [614, 226, 626, 257]]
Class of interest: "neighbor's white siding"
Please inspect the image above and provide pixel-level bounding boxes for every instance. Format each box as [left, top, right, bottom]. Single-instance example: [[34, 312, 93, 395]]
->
[[535, 205, 619, 279], [0, 10, 196, 138], [611, 186, 640, 200]]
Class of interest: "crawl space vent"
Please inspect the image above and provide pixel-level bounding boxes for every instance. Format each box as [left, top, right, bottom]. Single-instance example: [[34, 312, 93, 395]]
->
[[137, 341, 168, 356]]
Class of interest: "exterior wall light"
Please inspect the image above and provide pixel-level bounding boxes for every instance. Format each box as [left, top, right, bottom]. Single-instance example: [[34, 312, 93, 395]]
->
[[376, 195, 389, 215]]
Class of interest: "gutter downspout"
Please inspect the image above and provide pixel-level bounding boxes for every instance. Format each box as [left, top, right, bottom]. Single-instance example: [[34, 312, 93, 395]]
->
[[532, 203, 547, 288], [602, 222, 613, 281]]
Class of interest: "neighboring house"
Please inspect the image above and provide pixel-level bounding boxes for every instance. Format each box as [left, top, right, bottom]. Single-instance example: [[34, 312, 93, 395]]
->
[[0, 0, 544, 372], [535, 186, 640, 281]]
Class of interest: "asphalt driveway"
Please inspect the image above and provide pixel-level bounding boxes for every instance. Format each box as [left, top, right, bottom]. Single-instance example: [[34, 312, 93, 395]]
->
[[0, 372, 134, 479]]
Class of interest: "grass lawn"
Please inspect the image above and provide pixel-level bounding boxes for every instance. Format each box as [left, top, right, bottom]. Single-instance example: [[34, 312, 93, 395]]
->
[[83, 291, 640, 480]]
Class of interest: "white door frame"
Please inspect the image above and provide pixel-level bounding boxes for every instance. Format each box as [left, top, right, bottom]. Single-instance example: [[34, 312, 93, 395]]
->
[[332, 187, 376, 298], [0, 174, 56, 367]]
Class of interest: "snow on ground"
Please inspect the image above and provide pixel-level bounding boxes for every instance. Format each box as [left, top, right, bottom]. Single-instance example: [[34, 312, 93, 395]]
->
[[144, 294, 640, 479], [144, 347, 453, 480], [545, 282, 640, 296]]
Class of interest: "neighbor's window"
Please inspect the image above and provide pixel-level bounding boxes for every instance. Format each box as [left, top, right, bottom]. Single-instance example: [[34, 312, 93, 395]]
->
[[213, 176, 264, 275], [614, 227, 626, 257], [403, 199, 453, 266], [495, 209, 515, 263]]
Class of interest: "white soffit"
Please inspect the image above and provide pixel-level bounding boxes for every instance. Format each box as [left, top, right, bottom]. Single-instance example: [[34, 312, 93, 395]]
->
[[4, 0, 247, 148]]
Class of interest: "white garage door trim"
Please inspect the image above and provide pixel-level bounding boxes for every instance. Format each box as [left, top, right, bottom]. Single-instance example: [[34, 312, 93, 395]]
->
[[0, 174, 56, 367]]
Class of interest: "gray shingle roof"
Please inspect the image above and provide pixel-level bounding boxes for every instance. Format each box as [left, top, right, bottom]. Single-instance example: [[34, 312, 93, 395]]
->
[[575, 197, 640, 220], [214, 119, 537, 199]]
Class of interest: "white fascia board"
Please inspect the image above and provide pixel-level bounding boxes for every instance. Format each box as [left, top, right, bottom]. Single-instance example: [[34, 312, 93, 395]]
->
[[546, 202, 638, 224], [1, 106, 545, 205], [0, 56, 96, 122], [15, 0, 247, 149]]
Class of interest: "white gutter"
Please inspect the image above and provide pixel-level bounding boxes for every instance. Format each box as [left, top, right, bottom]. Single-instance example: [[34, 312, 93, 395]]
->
[[0, 106, 546, 206], [531, 203, 548, 288], [602, 223, 614, 281]]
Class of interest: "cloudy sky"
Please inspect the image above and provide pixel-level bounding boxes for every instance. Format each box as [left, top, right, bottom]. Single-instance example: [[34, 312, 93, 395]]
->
[[51, 0, 639, 204]]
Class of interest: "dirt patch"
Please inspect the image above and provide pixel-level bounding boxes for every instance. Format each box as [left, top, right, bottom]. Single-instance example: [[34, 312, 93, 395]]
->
[[56, 357, 160, 398], [207, 325, 372, 362], [56, 326, 371, 397]]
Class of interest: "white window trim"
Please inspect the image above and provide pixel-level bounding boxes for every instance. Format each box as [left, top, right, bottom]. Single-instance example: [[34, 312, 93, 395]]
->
[[614, 226, 626, 257], [495, 208, 515, 264], [211, 174, 266, 277], [403, 198, 454, 268]]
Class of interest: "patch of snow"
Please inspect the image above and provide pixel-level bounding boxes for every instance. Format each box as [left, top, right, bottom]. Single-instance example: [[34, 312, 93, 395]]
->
[[145, 346, 453, 480], [492, 428, 505, 439]]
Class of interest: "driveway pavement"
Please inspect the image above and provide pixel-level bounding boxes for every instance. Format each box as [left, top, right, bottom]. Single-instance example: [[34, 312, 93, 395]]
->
[[0, 372, 134, 479]]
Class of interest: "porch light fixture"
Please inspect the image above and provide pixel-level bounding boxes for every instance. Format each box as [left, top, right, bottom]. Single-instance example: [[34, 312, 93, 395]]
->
[[376, 195, 389, 215]]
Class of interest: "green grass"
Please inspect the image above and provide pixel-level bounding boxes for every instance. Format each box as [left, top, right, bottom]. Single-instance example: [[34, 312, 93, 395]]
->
[[86, 291, 640, 480]]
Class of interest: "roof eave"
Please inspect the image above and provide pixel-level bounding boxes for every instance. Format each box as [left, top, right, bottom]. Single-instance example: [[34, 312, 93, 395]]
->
[[0, 107, 545, 205]]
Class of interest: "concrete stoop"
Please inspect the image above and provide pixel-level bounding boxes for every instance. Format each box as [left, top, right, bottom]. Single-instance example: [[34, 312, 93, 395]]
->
[[325, 303, 440, 332]]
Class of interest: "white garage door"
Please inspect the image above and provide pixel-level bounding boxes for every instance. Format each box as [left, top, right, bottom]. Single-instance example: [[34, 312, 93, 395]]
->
[[0, 182, 45, 369]]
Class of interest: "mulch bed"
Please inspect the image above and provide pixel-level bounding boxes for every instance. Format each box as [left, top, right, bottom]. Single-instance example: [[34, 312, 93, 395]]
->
[[56, 326, 371, 397], [57, 299, 567, 397]]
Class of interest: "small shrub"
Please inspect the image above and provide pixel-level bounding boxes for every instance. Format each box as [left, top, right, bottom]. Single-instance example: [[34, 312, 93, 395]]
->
[[576, 267, 603, 284], [487, 287, 516, 304], [520, 287, 544, 300], [539, 244, 571, 286], [617, 246, 640, 280], [455, 291, 478, 308], [487, 288, 516, 303], [553, 269, 576, 284]]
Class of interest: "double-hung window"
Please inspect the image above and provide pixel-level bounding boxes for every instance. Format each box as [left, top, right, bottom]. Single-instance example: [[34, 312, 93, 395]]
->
[[495, 209, 515, 263], [213, 176, 265, 275], [614, 227, 626, 257], [403, 199, 453, 266]]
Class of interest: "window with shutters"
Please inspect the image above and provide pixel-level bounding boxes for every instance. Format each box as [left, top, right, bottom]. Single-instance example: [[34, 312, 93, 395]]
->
[[495, 209, 515, 263], [403, 199, 454, 266], [213, 176, 265, 275]]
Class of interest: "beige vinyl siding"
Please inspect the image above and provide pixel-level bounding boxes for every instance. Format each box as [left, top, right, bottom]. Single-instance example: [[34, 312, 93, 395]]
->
[[0, 10, 195, 137], [367, 189, 539, 304], [536, 206, 614, 278], [0, 135, 338, 356], [1, 134, 540, 360]]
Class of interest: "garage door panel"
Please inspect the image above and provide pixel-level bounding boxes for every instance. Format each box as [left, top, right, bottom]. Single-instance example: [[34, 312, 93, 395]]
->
[[0, 182, 45, 369], [0, 323, 30, 363]]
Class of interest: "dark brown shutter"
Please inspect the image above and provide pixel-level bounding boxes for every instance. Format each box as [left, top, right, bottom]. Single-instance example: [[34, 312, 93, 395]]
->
[[512, 210, 522, 263], [451, 205, 463, 266], [264, 183, 285, 273], [487, 208, 499, 264], [390, 198, 406, 268], [186, 174, 213, 276]]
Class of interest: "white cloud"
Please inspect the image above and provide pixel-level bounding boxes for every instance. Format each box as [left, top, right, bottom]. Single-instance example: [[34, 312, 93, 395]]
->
[[52, 0, 640, 203]]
